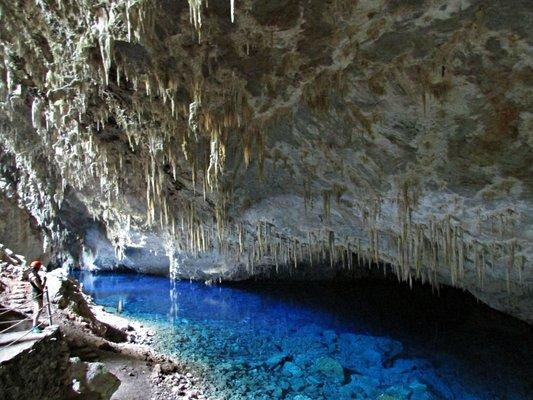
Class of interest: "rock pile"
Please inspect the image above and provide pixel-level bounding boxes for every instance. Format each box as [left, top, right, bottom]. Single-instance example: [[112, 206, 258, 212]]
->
[[150, 363, 209, 400], [156, 321, 438, 400]]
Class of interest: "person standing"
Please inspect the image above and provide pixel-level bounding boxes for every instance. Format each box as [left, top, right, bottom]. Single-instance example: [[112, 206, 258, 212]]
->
[[28, 260, 46, 332]]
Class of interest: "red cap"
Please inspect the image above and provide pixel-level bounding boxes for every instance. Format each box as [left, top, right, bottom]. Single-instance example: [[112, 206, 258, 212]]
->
[[30, 260, 42, 269]]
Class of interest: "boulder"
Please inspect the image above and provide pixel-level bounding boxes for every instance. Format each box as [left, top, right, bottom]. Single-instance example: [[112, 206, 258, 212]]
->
[[70, 361, 120, 400], [312, 356, 345, 383], [265, 353, 291, 369], [282, 361, 303, 377], [85, 362, 120, 400]]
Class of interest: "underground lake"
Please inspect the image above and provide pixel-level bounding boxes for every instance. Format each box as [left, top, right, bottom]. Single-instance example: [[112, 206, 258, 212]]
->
[[72, 270, 533, 400]]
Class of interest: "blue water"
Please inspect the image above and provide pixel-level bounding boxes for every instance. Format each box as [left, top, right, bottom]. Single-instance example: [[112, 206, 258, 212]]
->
[[72, 271, 532, 400]]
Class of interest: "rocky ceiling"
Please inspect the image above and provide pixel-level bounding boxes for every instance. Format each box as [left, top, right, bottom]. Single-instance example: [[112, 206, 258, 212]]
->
[[0, 0, 531, 322]]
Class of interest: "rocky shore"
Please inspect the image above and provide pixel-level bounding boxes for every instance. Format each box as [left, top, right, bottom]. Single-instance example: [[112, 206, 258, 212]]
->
[[0, 263, 213, 400], [53, 269, 216, 400]]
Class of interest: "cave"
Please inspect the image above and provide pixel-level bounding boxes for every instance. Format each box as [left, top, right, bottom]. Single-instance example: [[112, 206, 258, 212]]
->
[[0, 1, 532, 399]]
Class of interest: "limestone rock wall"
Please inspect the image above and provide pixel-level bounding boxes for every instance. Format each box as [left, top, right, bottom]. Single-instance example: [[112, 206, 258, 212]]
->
[[0, 327, 72, 400], [0, 192, 45, 262], [0, 1, 531, 321]]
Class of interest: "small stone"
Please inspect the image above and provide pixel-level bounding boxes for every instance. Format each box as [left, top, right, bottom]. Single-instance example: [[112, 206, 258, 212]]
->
[[151, 364, 162, 380], [293, 395, 312, 400]]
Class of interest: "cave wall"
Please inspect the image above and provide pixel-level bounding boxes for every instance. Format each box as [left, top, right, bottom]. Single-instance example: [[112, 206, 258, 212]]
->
[[0, 189, 45, 261], [0, 0, 531, 321]]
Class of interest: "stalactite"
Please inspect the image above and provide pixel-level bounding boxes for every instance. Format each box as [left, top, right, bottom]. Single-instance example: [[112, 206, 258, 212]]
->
[[323, 191, 331, 221], [507, 240, 515, 294], [238, 223, 244, 254], [517, 255, 525, 285], [373, 227, 379, 263], [31, 97, 43, 131], [307, 231, 313, 266], [274, 240, 279, 273], [188, 0, 203, 29], [328, 230, 335, 268]]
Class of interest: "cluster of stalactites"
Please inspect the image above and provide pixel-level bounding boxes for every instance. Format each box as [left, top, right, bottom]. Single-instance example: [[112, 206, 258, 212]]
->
[[2, 0, 250, 224], [187, 0, 235, 30], [0, 0, 154, 252], [1, 0, 529, 298], [160, 191, 528, 295]]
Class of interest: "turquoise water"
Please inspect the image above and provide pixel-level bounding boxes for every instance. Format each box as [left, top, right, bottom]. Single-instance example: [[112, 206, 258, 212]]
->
[[73, 271, 532, 400]]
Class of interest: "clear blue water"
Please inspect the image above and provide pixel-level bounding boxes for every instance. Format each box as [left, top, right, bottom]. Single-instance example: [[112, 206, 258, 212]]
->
[[72, 271, 532, 400]]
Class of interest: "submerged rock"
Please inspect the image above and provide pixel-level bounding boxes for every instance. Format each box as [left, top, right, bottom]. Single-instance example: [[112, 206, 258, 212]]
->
[[348, 374, 381, 398], [338, 333, 403, 371], [293, 395, 312, 400], [266, 352, 291, 369], [312, 356, 345, 383], [282, 361, 304, 377]]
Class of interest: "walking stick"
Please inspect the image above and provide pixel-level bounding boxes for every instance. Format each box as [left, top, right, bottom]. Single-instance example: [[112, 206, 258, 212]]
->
[[45, 288, 53, 326]]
